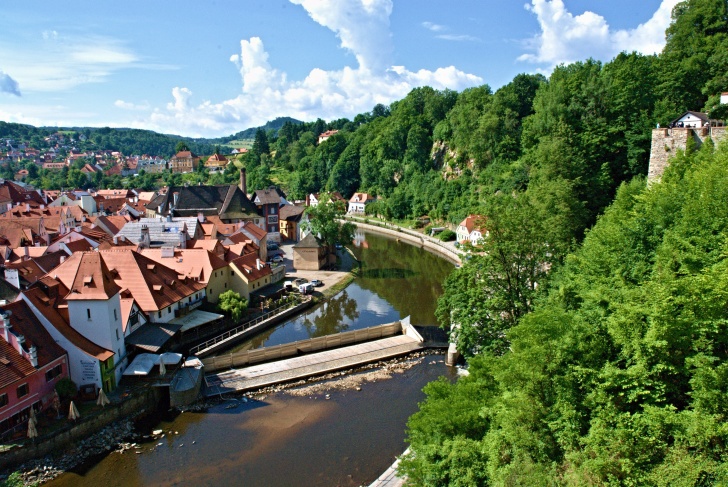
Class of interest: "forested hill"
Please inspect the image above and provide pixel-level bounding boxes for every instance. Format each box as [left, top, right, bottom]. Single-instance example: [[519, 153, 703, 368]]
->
[[396, 0, 728, 484], [0, 117, 303, 158]]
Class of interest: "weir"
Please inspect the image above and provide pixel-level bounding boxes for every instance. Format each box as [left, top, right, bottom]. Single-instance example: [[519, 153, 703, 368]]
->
[[203, 317, 425, 395]]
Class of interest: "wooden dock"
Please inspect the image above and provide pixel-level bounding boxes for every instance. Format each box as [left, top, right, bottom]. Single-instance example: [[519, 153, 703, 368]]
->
[[204, 334, 423, 396]]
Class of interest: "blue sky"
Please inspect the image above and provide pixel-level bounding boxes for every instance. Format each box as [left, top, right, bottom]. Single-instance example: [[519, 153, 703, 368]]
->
[[0, 0, 678, 137]]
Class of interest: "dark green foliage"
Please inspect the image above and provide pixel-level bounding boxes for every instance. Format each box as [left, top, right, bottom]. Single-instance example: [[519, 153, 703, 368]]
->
[[302, 196, 355, 252], [55, 378, 77, 401], [437, 229, 455, 241], [405, 140, 728, 485]]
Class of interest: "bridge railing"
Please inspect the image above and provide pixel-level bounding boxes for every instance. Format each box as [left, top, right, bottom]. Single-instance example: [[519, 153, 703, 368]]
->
[[189, 297, 307, 356]]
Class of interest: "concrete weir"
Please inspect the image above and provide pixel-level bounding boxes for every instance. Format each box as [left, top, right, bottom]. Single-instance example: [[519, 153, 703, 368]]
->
[[203, 317, 424, 396]]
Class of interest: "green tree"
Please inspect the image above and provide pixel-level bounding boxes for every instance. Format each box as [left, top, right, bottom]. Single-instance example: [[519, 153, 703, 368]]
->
[[175, 141, 190, 153], [217, 290, 248, 321], [302, 195, 355, 255]]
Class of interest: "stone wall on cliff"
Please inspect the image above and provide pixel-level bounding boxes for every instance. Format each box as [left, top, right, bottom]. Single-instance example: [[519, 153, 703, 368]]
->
[[648, 126, 728, 183]]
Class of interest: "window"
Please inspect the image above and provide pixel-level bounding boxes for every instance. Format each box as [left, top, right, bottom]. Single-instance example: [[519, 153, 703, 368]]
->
[[87, 308, 91, 320], [45, 364, 63, 382], [116, 329, 120, 340], [16, 383, 28, 399], [113, 308, 117, 321], [224, 283, 227, 288], [168, 307, 171, 314], [158, 311, 161, 318], [0, 394, 7, 409]]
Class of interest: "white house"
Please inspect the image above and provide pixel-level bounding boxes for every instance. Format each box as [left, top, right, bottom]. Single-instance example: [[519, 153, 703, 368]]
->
[[347, 193, 376, 213]]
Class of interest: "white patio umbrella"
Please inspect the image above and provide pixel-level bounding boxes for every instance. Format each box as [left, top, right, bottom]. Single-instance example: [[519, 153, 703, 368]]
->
[[68, 401, 80, 421], [159, 360, 166, 376], [97, 388, 110, 407], [27, 419, 38, 440], [28, 407, 37, 426]]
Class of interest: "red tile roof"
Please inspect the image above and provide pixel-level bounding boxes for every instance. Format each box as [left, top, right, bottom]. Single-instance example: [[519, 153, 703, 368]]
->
[[230, 253, 272, 282], [1, 300, 66, 368], [51, 252, 121, 300], [97, 250, 206, 313], [0, 337, 35, 389]]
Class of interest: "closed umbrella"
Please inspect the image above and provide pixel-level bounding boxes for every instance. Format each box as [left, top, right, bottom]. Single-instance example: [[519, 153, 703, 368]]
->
[[28, 407, 37, 426], [159, 360, 166, 376], [68, 401, 80, 421], [52, 391, 61, 418], [27, 420, 38, 440], [96, 388, 110, 407]]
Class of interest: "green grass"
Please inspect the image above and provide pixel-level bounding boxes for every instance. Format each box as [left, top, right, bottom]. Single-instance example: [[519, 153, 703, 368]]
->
[[227, 139, 253, 149]]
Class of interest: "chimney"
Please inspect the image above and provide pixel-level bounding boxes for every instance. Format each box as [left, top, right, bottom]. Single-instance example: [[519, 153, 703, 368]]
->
[[140, 225, 151, 249], [60, 255, 66, 263], [197, 212, 204, 223], [113, 235, 118, 245], [5, 203, 11, 212], [0, 312, 11, 342], [239, 168, 247, 195], [179, 229, 187, 249], [25, 203, 29, 213], [256, 258, 261, 270], [28, 346, 37, 367], [23, 245, 29, 260], [173, 192, 179, 207]]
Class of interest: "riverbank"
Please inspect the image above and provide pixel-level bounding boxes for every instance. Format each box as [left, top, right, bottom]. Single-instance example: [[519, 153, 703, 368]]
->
[[343, 217, 462, 266], [43, 350, 451, 487]]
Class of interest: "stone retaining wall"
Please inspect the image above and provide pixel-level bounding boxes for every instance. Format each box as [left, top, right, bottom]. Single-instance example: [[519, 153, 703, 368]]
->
[[0, 387, 162, 470], [347, 220, 462, 265]]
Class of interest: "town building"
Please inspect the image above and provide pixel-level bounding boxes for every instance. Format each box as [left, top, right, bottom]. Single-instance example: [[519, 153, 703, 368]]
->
[[0, 301, 68, 439], [168, 151, 200, 174], [347, 193, 376, 213]]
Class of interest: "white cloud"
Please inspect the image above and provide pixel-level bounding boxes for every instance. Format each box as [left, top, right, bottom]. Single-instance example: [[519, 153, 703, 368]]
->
[[437, 34, 481, 42], [0, 71, 21, 96], [143, 0, 483, 137], [114, 99, 150, 111], [519, 0, 680, 71], [0, 31, 140, 92], [422, 21, 445, 32]]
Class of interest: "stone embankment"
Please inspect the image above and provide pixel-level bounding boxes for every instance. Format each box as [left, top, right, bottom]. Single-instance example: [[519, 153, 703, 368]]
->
[[344, 217, 462, 266], [4, 419, 138, 486]]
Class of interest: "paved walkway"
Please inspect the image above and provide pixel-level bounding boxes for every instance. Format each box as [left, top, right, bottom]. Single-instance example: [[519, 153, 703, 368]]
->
[[204, 335, 423, 396], [369, 448, 409, 487]]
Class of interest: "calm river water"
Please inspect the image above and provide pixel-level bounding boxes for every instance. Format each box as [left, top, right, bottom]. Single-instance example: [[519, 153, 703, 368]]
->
[[48, 232, 455, 486]]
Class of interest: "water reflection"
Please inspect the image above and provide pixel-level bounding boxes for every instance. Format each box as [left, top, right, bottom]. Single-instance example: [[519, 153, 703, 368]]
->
[[230, 231, 454, 352], [303, 290, 359, 338]]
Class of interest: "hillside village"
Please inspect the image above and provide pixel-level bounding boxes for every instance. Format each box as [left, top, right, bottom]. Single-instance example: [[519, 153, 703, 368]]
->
[[0, 149, 379, 442]]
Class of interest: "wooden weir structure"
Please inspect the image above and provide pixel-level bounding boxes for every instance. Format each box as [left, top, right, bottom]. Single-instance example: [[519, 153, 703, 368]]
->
[[203, 317, 424, 396]]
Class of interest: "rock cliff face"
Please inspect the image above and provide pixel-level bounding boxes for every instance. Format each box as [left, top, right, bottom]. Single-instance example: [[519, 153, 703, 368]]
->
[[648, 126, 727, 183]]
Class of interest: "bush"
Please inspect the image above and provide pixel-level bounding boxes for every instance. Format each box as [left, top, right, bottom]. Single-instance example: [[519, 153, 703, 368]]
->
[[55, 378, 77, 401], [439, 229, 456, 241]]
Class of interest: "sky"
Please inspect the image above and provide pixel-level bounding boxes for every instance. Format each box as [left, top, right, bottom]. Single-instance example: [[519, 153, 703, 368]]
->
[[0, 0, 680, 138]]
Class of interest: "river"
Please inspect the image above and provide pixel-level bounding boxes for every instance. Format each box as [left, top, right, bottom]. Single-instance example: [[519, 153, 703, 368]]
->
[[48, 231, 455, 486]]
